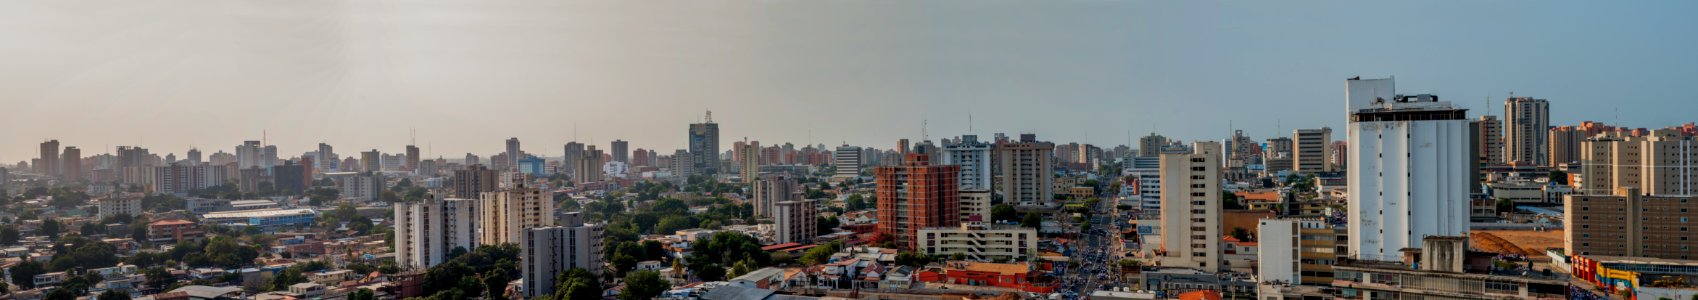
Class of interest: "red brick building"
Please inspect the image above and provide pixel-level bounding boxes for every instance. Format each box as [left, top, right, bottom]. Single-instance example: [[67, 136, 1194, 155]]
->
[[875, 154, 960, 250], [915, 261, 1055, 293], [147, 219, 206, 244]]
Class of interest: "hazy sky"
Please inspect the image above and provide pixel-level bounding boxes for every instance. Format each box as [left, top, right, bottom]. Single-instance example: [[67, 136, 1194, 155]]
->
[[4, 1, 1696, 162]]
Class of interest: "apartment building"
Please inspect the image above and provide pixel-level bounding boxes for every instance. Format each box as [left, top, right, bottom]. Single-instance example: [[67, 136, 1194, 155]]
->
[[752, 175, 802, 219], [395, 196, 479, 269], [479, 183, 555, 245], [1159, 141, 1223, 271], [1504, 96, 1550, 166], [774, 200, 818, 244], [97, 194, 143, 220], [995, 134, 1055, 207], [876, 153, 961, 250], [1257, 218, 1339, 286], [521, 212, 605, 298], [1565, 187, 1698, 260], [1579, 133, 1698, 196], [916, 222, 1039, 262]]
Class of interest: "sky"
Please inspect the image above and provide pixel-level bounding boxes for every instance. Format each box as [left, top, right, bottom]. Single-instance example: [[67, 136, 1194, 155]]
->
[[3, 0, 1696, 162]]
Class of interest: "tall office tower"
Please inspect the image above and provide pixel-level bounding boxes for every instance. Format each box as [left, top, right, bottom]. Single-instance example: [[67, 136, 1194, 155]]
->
[[479, 183, 555, 245], [995, 135, 1055, 207], [405, 145, 421, 171], [452, 164, 498, 199], [60, 146, 81, 181], [1293, 127, 1334, 173], [875, 154, 961, 250], [1504, 96, 1551, 166], [361, 150, 381, 173], [898, 139, 911, 155], [1329, 141, 1349, 170], [1475, 116, 1504, 165], [1565, 187, 1698, 259], [1579, 133, 1698, 196], [187, 148, 203, 165], [38, 140, 59, 176], [1345, 77, 1470, 262], [574, 146, 605, 184], [752, 175, 801, 218], [316, 143, 337, 172], [737, 141, 761, 183], [563, 142, 584, 179], [611, 140, 629, 164], [942, 135, 993, 191], [1138, 133, 1168, 158], [689, 111, 721, 175], [774, 200, 818, 244], [521, 212, 604, 298], [1549, 126, 1585, 166], [505, 138, 521, 171], [236, 140, 263, 170], [1158, 141, 1224, 271], [832, 145, 863, 181], [395, 195, 479, 269]]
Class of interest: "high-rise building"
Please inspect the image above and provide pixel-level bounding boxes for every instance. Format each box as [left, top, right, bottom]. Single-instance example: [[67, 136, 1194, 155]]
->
[[395, 196, 479, 269], [1127, 157, 1162, 211], [574, 146, 604, 184], [405, 145, 421, 171], [632, 148, 650, 167], [272, 163, 307, 195], [958, 190, 992, 223], [1158, 141, 1223, 271], [505, 137, 522, 171], [361, 150, 381, 173], [452, 164, 498, 199], [875, 153, 961, 250], [1345, 77, 1470, 262], [1579, 133, 1698, 196], [1292, 128, 1333, 173], [942, 135, 993, 191], [1566, 187, 1698, 260], [1476, 116, 1504, 165], [97, 194, 143, 220], [752, 175, 801, 218], [689, 111, 721, 175], [1263, 137, 1295, 175], [1504, 96, 1551, 166], [39, 140, 59, 176], [521, 212, 604, 298], [317, 143, 337, 173], [774, 200, 817, 244], [236, 140, 264, 170], [897, 139, 911, 155], [670, 150, 695, 178], [1549, 126, 1586, 166], [1329, 141, 1349, 170], [563, 142, 585, 179], [1138, 133, 1168, 158], [61, 146, 81, 181], [995, 135, 1054, 207], [832, 145, 863, 181], [611, 140, 629, 164], [479, 183, 555, 245], [738, 141, 761, 183], [187, 148, 203, 165], [1257, 218, 1341, 286]]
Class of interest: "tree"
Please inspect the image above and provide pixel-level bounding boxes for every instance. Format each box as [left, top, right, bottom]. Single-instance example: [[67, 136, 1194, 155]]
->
[[621, 271, 669, 300], [348, 289, 376, 300], [97, 289, 132, 300], [1222, 191, 1245, 210], [895, 252, 933, 267], [1020, 212, 1043, 229], [0, 226, 18, 245], [845, 194, 869, 211], [800, 241, 842, 266], [991, 204, 1018, 223], [80, 222, 103, 236], [40, 217, 61, 238], [1230, 227, 1253, 242], [548, 268, 602, 300], [1550, 171, 1569, 185], [270, 268, 308, 291], [1496, 198, 1517, 214], [695, 264, 726, 281], [816, 216, 840, 234], [481, 271, 510, 300], [8, 260, 45, 289]]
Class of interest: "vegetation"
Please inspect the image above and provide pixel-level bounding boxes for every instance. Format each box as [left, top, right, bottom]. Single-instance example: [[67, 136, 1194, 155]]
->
[[537, 268, 600, 300], [991, 204, 1018, 223], [816, 216, 840, 234], [1230, 227, 1253, 242], [800, 241, 845, 265], [1021, 212, 1043, 229], [420, 244, 522, 300], [844, 194, 870, 211], [684, 232, 770, 281], [621, 271, 669, 300]]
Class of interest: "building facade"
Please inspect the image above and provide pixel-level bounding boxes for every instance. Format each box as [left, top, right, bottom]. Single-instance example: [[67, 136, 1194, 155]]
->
[[1345, 77, 1471, 262], [995, 135, 1055, 207], [774, 200, 817, 244], [876, 154, 961, 250], [1579, 133, 1697, 196], [395, 196, 479, 269], [916, 223, 1038, 262], [1158, 141, 1224, 271], [479, 184, 555, 245], [1292, 128, 1334, 173], [452, 164, 498, 199], [751, 175, 801, 219], [1477, 115, 1505, 165], [1565, 187, 1698, 260], [1504, 96, 1551, 166], [521, 212, 604, 298], [689, 111, 721, 175], [942, 135, 993, 191]]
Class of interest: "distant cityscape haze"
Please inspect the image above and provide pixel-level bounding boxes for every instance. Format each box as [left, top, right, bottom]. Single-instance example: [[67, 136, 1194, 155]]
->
[[4, 1, 1696, 161]]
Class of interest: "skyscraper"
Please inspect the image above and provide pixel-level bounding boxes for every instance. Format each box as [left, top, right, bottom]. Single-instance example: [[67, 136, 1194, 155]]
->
[[405, 144, 421, 171], [1345, 77, 1470, 262], [611, 139, 629, 164], [563, 142, 584, 179], [688, 111, 721, 175], [574, 146, 604, 184], [362, 150, 382, 173], [395, 195, 478, 269], [752, 175, 801, 218], [1476, 116, 1504, 165], [505, 138, 521, 171], [452, 164, 498, 199], [1292, 127, 1333, 173], [317, 143, 337, 172], [479, 183, 555, 245], [60, 146, 81, 181], [941, 135, 993, 191], [995, 134, 1055, 207], [187, 148, 203, 165], [738, 141, 761, 183], [1159, 141, 1223, 271], [236, 140, 263, 170], [1504, 96, 1551, 166], [1549, 126, 1585, 166], [38, 140, 59, 176], [1137, 133, 1168, 158], [875, 153, 961, 250]]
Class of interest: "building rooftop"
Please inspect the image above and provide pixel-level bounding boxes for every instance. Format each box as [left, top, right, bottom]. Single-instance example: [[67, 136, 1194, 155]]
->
[[944, 261, 1030, 275], [203, 208, 317, 219], [149, 219, 196, 226]]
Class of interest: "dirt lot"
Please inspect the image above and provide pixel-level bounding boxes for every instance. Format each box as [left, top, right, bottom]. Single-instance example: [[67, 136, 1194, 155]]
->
[[1471, 230, 1564, 260]]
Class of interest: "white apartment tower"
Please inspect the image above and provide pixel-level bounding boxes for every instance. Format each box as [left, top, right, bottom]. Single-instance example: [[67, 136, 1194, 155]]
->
[[478, 183, 555, 245], [942, 135, 994, 191], [1345, 77, 1470, 262], [395, 196, 478, 269], [1158, 141, 1223, 271], [521, 212, 604, 298]]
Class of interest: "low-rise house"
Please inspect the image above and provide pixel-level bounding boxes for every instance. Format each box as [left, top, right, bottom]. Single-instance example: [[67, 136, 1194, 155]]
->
[[915, 261, 1056, 293]]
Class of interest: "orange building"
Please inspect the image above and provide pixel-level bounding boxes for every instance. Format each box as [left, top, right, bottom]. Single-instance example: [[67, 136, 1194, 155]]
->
[[915, 261, 1055, 293], [146, 219, 206, 244], [875, 153, 960, 250]]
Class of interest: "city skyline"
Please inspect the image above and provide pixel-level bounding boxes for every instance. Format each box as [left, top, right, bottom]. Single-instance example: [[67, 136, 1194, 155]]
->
[[6, 1, 1698, 162]]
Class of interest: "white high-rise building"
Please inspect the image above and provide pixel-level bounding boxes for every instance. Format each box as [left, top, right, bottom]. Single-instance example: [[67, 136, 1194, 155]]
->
[[1345, 77, 1470, 262], [479, 183, 555, 245], [395, 196, 478, 269], [1126, 157, 1162, 211], [942, 135, 993, 191], [521, 212, 603, 298], [1158, 141, 1223, 271]]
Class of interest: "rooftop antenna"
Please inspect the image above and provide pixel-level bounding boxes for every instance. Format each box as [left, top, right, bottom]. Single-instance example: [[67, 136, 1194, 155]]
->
[[410, 128, 416, 146], [922, 120, 929, 141], [705, 110, 713, 123], [968, 111, 974, 134]]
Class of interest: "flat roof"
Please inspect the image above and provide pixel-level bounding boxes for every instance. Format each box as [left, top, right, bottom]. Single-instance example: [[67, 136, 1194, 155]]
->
[[203, 208, 317, 219]]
